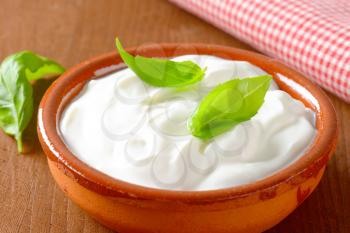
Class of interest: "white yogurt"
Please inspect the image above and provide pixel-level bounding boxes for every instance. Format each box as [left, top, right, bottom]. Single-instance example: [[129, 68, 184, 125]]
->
[[59, 55, 316, 191]]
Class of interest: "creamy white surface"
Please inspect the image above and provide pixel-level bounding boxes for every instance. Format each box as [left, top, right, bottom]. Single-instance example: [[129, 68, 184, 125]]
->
[[60, 55, 316, 191]]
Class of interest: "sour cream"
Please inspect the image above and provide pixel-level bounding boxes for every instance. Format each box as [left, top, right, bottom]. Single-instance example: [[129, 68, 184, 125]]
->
[[59, 55, 316, 191]]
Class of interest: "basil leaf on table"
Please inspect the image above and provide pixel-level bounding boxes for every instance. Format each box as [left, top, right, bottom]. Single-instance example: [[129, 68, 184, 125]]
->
[[13, 51, 65, 81], [188, 75, 272, 140], [115, 38, 206, 87], [0, 51, 65, 153]]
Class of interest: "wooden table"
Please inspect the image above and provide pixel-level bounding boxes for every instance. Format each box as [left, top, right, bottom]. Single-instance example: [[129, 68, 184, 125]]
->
[[0, 0, 349, 232]]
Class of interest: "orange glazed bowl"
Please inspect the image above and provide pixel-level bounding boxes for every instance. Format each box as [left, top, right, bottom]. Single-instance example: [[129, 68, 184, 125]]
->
[[38, 44, 337, 233]]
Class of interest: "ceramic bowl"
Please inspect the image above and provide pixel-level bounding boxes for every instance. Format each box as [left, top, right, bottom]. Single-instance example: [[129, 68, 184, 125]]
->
[[37, 44, 337, 233]]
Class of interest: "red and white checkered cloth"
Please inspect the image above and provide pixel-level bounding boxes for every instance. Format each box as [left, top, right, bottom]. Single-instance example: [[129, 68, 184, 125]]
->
[[170, 0, 350, 102]]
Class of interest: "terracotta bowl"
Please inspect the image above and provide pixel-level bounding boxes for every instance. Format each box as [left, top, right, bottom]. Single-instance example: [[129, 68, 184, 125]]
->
[[37, 44, 338, 233]]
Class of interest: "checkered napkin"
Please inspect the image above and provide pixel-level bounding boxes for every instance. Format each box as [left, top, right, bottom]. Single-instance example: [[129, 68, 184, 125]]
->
[[170, 0, 350, 102]]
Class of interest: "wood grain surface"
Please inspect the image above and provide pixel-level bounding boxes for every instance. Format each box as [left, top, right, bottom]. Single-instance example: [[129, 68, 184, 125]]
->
[[0, 0, 349, 232]]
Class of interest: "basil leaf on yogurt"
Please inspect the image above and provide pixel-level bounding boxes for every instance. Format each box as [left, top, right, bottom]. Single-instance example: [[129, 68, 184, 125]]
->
[[0, 51, 65, 153], [115, 38, 206, 87], [188, 75, 272, 139]]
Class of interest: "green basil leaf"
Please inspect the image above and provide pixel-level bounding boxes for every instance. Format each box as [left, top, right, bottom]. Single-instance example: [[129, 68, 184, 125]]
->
[[0, 51, 65, 152], [188, 75, 272, 139], [115, 38, 206, 87], [7, 51, 65, 81]]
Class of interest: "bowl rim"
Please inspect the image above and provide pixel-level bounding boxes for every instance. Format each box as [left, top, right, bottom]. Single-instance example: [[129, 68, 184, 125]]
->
[[38, 43, 337, 202]]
